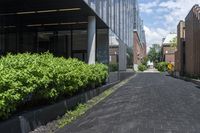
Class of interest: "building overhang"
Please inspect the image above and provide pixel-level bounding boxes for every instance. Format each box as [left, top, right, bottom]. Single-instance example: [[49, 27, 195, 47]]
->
[[0, 0, 108, 30]]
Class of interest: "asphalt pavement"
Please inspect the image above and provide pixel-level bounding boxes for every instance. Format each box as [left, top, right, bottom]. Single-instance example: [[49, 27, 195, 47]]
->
[[57, 73, 200, 133]]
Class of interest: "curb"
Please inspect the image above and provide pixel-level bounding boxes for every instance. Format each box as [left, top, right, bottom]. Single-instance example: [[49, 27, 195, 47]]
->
[[0, 82, 119, 133], [174, 76, 200, 86], [0, 72, 136, 133]]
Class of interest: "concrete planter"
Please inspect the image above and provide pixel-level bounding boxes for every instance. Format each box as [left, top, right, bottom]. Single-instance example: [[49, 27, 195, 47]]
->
[[0, 82, 118, 133]]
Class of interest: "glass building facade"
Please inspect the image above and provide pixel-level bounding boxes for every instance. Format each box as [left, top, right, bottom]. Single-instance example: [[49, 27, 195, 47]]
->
[[133, 0, 146, 46], [132, 0, 147, 70], [84, 0, 134, 47], [0, 0, 145, 72], [0, 0, 110, 64]]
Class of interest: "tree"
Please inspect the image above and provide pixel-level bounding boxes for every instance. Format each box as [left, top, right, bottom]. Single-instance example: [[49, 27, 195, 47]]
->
[[141, 56, 148, 66], [170, 37, 177, 48], [148, 44, 161, 64]]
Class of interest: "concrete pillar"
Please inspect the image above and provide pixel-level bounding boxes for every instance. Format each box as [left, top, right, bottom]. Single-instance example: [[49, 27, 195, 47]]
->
[[88, 16, 96, 64], [119, 42, 127, 71]]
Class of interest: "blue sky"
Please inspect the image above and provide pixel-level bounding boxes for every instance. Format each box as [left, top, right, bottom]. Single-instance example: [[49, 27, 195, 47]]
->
[[139, 0, 200, 47]]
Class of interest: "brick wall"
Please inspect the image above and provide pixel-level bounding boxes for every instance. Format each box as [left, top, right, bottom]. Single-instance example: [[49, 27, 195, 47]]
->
[[176, 21, 185, 75], [162, 46, 176, 65], [185, 5, 200, 76], [133, 31, 146, 65], [175, 51, 179, 71], [165, 54, 175, 64]]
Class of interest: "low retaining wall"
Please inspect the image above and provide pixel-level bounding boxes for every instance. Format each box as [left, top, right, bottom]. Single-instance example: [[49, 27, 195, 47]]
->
[[0, 82, 119, 133], [108, 71, 135, 83], [109, 72, 119, 83], [119, 71, 135, 81], [180, 77, 200, 86], [174, 75, 200, 86]]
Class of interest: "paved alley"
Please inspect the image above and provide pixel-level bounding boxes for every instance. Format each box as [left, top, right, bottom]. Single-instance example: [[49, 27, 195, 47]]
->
[[58, 73, 200, 133]]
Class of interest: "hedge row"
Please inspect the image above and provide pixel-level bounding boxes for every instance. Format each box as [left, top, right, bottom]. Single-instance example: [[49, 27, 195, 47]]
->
[[0, 53, 108, 119]]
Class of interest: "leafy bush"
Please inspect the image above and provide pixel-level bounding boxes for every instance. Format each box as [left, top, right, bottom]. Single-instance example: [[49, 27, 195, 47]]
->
[[156, 62, 168, 72], [138, 64, 147, 72], [0, 53, 108, 119], [109, 64, 118, 72], [141, 57, 148, 66]]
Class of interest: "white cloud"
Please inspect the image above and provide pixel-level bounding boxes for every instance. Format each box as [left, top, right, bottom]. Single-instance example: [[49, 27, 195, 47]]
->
[[141, 0, 200, 49], [140, 1, 158, 14], [159, 0, 200, 31], [144, 25, 168, 47], [155, 8, 169, 13]]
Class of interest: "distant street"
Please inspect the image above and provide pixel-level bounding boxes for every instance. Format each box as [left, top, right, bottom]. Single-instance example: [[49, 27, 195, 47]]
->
[[58, 73, 200, 133]]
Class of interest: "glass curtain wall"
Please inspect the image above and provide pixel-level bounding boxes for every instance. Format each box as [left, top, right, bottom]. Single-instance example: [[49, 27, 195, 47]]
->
[[96, 29, 109, 64], [84, 0, 134, 47], [133, 0, 146, 46], [0, 28, 72, 58], [0, 25, 109, 64]]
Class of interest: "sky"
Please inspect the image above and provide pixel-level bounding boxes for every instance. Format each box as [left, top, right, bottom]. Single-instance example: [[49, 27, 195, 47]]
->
[[139, 0, 200, 49]]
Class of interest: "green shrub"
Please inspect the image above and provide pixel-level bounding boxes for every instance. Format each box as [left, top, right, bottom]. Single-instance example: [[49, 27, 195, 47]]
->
[[109, 64, 118, 72], [156, 62, 168, 72], [88, 64, 108, 87], [141, 57, 148, 66], [0, 53, 108, 119], [138, 64, 147, 72]]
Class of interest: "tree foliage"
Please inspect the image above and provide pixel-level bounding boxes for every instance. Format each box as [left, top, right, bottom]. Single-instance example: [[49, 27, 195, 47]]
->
[[141, 56, 148, 66], [170, 37, 177, 48], [148, 44, 161, 64]]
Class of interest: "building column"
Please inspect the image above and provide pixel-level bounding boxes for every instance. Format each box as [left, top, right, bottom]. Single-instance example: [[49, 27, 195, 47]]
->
[[119, 42, 127, 71], [88, 16, 96, 64]]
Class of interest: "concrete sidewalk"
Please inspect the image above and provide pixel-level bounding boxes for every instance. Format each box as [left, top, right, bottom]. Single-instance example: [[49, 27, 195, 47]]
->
[[143, 68, 159, 73]]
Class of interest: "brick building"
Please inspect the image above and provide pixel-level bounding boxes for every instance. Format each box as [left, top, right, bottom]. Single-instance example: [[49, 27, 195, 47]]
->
[[161, 33, 177, 65], [133, 31, 146, 69], [133, 0, 147, 70], [185, 5, 200, 76], [175, 5, 200, 77], [175, 21, 185, 76]]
